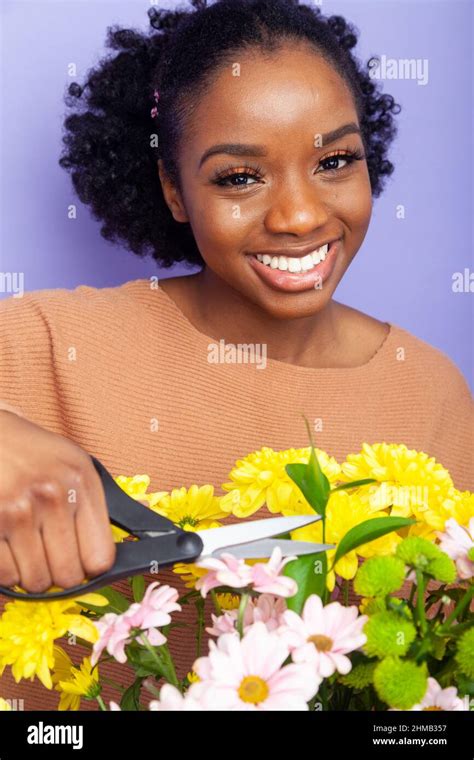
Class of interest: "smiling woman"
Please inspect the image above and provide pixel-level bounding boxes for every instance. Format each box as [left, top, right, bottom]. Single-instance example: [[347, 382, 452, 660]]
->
[[0, 0, 472, 712]]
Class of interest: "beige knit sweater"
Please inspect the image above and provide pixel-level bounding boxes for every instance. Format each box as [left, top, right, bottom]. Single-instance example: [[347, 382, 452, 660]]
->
[[0, 279, 472, 710]]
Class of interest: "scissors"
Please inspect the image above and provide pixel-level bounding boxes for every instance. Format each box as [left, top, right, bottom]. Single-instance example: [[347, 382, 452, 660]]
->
[[0, 455, 334, 601]]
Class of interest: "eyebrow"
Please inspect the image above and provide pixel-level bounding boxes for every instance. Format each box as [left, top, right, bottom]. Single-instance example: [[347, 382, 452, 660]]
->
[[198, 122, 361, 168]]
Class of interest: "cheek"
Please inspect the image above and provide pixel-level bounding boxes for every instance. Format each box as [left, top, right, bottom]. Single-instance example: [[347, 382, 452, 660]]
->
[[327, 174, 372, 238], [187, 198, 256, 260]]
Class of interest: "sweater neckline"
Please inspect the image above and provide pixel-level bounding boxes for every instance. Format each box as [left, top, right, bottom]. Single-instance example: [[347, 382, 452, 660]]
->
[[154, 280, 396, 374]]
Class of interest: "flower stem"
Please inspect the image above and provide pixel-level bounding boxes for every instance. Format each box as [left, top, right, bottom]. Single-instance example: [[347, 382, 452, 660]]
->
[[96, 695, 107, 711], [210, 590, 222, 615], [143, 678, 162, 698], [194, 597, 206, 661], [137, 634, 179, 689], [437, 583, 473, 633], [237, 593, 250, 638], [415, 570, 427, 635]]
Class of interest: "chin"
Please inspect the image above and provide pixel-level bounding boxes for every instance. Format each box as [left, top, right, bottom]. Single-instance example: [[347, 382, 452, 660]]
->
[[247, 285, 335, 321]]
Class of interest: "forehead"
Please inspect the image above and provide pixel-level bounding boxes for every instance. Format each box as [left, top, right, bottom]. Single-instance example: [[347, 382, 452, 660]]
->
[[185, 42, 358, 149]]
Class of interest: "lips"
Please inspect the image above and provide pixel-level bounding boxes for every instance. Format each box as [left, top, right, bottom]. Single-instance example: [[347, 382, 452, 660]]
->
[[247, 239, 342, 294], [250, 239, 339, 260]]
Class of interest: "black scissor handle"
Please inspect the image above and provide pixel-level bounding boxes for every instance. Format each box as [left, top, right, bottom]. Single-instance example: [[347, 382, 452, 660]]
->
[[0, 455, 204, 601], [90, 455, 177, 535]]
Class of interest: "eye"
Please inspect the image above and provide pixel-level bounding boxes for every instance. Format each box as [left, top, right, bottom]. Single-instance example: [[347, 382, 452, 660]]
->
[[211, 163, 264, 190], [319, 155, 350, 172], [216, 172, 259, 188], [316, 149, 365, 174]]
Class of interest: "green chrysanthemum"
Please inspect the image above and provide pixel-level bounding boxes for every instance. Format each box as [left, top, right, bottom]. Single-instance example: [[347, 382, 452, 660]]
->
[[427, 555, 457, 583], [364, 612, 416, 658], [396, 536, 442, 564], [396, 537, 456, 582], [339, 662, 376, 689], [360, 597, 386, 616], [355, 556, 406, 598], [373, 657, 428, 710], [455, 627, 474, 679], [386, 597, 413, 620]]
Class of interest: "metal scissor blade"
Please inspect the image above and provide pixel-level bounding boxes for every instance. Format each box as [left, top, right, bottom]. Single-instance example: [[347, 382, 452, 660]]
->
[[196, 513, 321, 557], [207, 538, 335, 559]]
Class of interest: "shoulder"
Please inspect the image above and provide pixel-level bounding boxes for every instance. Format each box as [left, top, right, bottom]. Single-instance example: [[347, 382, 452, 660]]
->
[[388, 323, 472, 402], [340, 303, 472, 398], [0, 278, 159, 323]]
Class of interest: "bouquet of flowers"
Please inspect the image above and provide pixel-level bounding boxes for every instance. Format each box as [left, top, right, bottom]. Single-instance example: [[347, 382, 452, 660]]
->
[[0, 428, 472, 712]]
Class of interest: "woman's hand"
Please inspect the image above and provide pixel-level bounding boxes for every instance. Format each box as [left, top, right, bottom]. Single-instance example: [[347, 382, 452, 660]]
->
[[0, 410, 116, 594]]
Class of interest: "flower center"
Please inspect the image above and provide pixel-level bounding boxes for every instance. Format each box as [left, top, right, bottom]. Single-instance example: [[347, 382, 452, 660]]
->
[[423, 706, 443, 711], [178, 516, 198, 530], [238, 675, 269, 704], [308, 634, 333, 652]]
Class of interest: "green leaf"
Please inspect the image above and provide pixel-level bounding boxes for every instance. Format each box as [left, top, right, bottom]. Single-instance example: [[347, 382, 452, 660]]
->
[[283, 551, 327, 614], [127, 646, 164, 678], [285, 416, 331, 516], [331, 516, 417, 570], [331, 478, 377, 492], [77, 586, 131, 615], [120, 678, 143, 711], [131, 575, 145, 603]]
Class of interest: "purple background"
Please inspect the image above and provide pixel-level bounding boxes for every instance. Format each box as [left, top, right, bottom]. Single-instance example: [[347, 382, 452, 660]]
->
[[1, 0, 473, 389]]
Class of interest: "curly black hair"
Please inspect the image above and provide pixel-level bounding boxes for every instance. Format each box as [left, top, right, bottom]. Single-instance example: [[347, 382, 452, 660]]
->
[[59, 0, 401, 269]]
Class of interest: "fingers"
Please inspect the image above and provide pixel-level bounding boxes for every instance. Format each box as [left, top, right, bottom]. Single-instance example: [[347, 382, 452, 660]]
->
[[7, 525, 53, 594], [74, 462, 116, 578], [0, 539, 20, 588]]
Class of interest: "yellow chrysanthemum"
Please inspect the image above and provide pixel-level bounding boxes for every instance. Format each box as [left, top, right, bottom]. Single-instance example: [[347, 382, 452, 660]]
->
[[0, 698, 11, 711], [340, 443, 456, 535], [221, 446, 341, 518], [0, 594, 104, 690], [149, 484, 227, 531], [215, 593, 241, 610], [173, 562, 209, 589], [52, 646, 100, 710], [436, 489, 474, 532], [291, 490, 397, 590]]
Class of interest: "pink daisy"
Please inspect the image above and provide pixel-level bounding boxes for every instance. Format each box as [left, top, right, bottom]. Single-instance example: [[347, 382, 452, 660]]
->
[[91, 582, 181, 665], [191, 621, 321, 710], [278, 595, 367, 678], [403, 678, 467, 711], [206, 594, 287, 637], [250, 547, 298, 597], [149, 683, 202, 711], [437, 518, 474, 580], [195, 553, 253, 596]]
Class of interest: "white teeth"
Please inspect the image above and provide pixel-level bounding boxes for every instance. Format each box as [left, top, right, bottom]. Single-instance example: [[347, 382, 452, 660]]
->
[[300, 254, 314, 271], [288, 257, 302, 273], [254, 242, 331, 273]]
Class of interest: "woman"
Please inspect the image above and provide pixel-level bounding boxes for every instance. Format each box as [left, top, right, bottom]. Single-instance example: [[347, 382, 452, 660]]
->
[[0, 0, 472, 710]]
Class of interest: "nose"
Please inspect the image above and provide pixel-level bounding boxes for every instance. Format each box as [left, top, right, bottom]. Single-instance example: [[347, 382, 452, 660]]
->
[[263, 175, 330, 236]]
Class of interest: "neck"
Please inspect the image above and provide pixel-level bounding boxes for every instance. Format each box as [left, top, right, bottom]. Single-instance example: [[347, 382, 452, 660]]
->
[[183, 268, 345, 368]]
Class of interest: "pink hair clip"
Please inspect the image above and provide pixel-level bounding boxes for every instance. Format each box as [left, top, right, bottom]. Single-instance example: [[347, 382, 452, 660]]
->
[[150, 89, 160, 119]]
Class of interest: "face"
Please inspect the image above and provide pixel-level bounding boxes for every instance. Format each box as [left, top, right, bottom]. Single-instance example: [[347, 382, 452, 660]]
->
[[159, 42, 372, 320]]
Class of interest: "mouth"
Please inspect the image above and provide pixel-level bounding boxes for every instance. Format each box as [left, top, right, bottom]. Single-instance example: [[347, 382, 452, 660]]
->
[[246, 239, 342, 294]]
